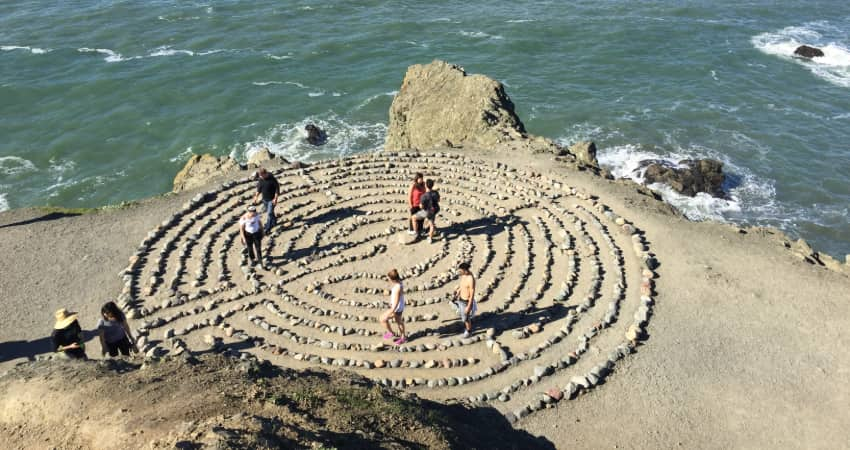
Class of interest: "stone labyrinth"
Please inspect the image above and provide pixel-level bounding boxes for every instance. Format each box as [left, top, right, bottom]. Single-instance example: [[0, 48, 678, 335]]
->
[[118, 151, 658, 423]]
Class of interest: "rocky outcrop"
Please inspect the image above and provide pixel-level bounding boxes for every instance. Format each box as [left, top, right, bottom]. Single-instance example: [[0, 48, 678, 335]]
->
[[247, 148, 275, 167], [569, 141, 599, 168], [642, 159, 726, 198], [794, 45, 824, 58], [305, 124, 327, 146], [385, 60, 560, 154], [173, 154, 240, 193]]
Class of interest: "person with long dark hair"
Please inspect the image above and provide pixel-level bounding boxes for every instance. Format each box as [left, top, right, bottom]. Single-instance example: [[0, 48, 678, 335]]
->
[[97, 301, 137, 357]]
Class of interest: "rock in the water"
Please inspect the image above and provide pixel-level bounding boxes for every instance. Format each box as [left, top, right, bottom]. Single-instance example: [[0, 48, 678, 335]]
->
[[305, 124, 327, 146], [384, 60, 560, 154], [568, 141, 599, 168], [794, 45, 824, 58], [642, 159, 726, 198], [173, 154, 239, 193]]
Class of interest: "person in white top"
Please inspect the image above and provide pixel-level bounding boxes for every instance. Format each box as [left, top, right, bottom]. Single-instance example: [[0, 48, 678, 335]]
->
[[239, 206, 265, 268], [380, 268, 407, 345]]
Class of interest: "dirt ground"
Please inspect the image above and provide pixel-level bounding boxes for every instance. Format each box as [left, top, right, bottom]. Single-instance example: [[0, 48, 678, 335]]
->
[[0, 354, 551, 450], [1, 147, 848, 449]]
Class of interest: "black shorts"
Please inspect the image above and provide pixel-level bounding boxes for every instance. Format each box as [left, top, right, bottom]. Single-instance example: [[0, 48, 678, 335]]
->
[[409, 206, 421, 215], [106, 336, 133, 357]]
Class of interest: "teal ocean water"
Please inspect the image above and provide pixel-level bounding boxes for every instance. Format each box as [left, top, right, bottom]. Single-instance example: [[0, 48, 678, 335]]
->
[[1, 1, 849, 257]]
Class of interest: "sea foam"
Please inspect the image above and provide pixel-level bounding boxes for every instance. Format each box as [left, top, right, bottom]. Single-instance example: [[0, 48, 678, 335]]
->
[[78, 47, 130, 63], [752, 23, 850, 88], [1, 45, 49, 54], [0, 156, 38, 176], [232, 114, 387, 164], [596, 144, 775, 222], [0, 192, 9, 212]]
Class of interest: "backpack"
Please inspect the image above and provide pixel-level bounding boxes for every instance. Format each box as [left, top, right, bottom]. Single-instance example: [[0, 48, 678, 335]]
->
[[422, 191, 440, 214]]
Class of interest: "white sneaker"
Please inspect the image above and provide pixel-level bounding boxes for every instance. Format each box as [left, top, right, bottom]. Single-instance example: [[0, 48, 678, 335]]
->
[[407, 230, 416, 235], [462, 330, 470, 339]]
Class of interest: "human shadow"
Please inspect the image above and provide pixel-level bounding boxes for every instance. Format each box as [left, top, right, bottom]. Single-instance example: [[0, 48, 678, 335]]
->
[[0, 328, 102, 363], [411, 303, 571, 344], [441, 213, 522, 242], [0, 211, 82, 229], [0, 336, 54, 363]]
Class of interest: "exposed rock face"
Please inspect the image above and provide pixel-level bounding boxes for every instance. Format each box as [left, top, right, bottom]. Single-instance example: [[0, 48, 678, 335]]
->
[[642, 159, 726, 198], [173, 154, 239, 193], [247, 148, 275, 167], [794, 45, 825, 58], [569, 141, 599, 168], [385, 60, 553, 152]]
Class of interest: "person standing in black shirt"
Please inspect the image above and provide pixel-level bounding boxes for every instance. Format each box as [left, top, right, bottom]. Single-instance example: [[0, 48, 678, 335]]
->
[[253, 168, 280, 234]]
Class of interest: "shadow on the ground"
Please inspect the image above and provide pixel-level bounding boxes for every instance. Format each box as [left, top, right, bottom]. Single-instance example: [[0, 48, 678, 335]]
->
[[0, 211, 82, 229]]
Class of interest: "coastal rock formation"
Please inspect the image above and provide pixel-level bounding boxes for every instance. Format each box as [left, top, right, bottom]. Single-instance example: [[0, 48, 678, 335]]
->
[[173, 154, 240, 193], [385, 60, 560, 153], [569, 141, 599, 168], [305, 124, 327, 146], [794, 45, 825, 58], [247, 148, 275, 167], [642, 159, 726, 198]]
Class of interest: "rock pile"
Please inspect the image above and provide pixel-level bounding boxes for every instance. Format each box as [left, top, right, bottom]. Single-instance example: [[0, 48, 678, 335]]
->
[[120, 151, 660, 425]]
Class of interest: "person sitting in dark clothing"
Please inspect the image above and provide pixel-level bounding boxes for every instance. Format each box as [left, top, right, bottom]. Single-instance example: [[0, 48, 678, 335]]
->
[[51, 308, 86, 359]]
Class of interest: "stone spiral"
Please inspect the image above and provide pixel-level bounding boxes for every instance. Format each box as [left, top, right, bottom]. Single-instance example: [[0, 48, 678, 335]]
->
[[117, 151, 658, 423]]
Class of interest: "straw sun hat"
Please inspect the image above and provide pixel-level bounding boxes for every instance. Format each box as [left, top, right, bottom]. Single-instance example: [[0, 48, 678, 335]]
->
[[53, 308, 79, 329]]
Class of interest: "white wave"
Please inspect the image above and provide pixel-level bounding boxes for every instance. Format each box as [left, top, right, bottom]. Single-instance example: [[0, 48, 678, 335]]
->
[[596, 144, 776, 222], [1, 45, 49, 54], [458, 30, 504, 40], [710, 70, 718, 81], [0, 192, 9, 212], [169, 147, 194, 163], [354, 90, 398, 110], [307, 91, 325, 97], [332, 92, 343, 97], [77, 47, 131, 63], [231, 114, 387, 164], [252, 81, 283, 86], [505, 19, 535, 23], [0, 156, 37, 176], [285, 81, 307, 89], [266, 54, 292, 60], [752, 23, 850, 87], [149, 46, 195, 57]]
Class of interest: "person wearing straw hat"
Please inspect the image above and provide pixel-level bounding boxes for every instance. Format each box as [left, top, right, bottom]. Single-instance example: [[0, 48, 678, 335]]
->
[[51, 308, 86, 359]]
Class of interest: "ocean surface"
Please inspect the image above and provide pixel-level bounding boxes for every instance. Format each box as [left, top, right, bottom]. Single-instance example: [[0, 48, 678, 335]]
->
[[1, 1, 849, 257]]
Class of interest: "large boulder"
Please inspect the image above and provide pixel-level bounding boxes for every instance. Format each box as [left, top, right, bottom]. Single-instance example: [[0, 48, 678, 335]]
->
[[794, 45, 824, 58], [569, 141, 599, 168], [173, 154, 239, 192], [247, 148, 275, 167], [642, 159, 726, 198], [385, 60, 558, 152]]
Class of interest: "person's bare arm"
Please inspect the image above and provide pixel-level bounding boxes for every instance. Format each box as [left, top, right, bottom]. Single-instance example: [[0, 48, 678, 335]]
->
[[408, 184, 415, 208], [240, 220, 247, 244]]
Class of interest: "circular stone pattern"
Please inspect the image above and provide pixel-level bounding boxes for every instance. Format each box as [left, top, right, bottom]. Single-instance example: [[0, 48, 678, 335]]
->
[[117, 151, 659, 424]]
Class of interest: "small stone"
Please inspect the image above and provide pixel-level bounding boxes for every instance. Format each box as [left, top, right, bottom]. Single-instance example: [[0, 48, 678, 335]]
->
[[546, 388, 563, 401]]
